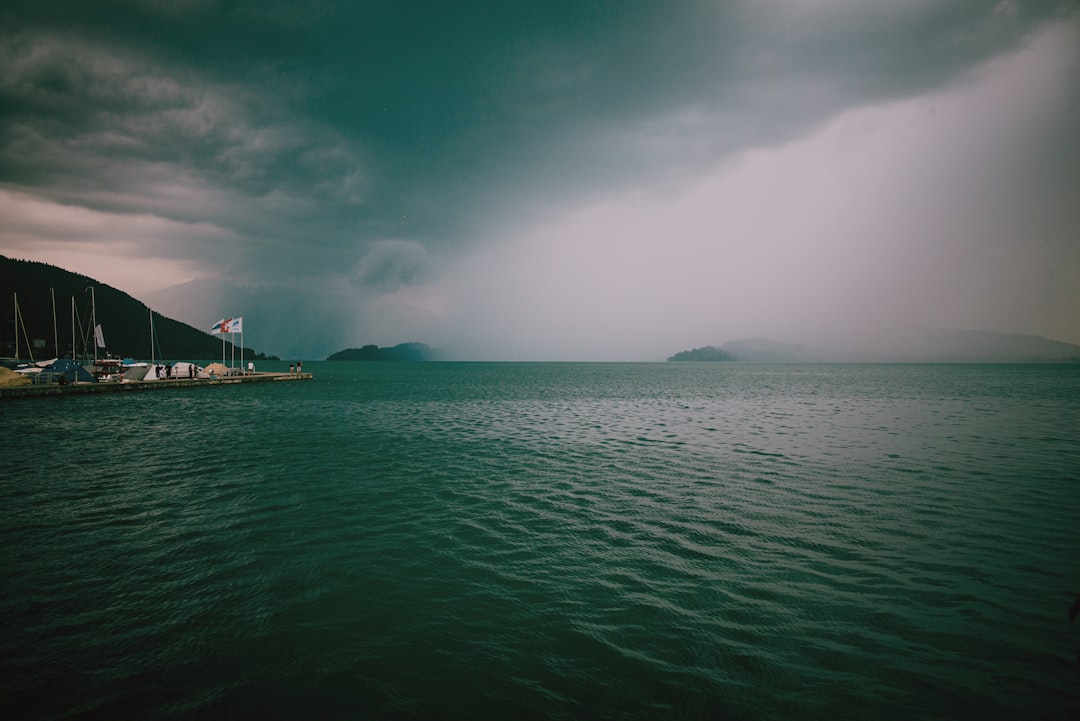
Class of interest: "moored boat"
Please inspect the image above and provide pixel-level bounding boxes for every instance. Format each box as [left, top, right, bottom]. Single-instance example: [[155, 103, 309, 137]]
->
[[89, 357, 125, 382]]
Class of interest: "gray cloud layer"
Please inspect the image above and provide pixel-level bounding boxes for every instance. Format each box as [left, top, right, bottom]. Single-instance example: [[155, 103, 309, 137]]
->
[[2, 1, 1078, 358]]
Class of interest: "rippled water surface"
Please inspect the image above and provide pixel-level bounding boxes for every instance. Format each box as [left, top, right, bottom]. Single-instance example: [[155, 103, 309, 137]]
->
[[3, 362, 1079, 719]]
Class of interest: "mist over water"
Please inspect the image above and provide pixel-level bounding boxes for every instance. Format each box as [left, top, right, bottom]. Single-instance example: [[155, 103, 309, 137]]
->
[[3, 362, 1078, 719]]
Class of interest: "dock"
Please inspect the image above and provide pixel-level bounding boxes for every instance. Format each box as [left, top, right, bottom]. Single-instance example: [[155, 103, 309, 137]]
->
[[0, 372, 313, 399]]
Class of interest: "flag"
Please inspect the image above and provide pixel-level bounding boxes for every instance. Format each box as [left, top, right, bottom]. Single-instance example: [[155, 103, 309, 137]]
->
[[94, 324, 106, 348], [223, 317, 243, 334], [210, 318, 225, 335]]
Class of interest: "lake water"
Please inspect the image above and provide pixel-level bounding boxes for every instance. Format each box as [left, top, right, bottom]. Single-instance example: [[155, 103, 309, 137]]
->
[[2, 362, 1078, 719]]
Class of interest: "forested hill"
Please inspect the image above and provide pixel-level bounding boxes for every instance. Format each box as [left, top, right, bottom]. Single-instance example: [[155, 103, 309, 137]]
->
[[1, 256, 273, 361], [667, 346, 734, 362]]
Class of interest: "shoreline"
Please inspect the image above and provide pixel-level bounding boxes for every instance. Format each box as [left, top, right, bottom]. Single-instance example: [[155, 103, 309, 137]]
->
[[0, 371, 313, 399]]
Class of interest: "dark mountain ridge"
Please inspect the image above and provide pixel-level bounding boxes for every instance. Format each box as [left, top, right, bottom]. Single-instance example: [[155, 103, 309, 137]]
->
[[1, 256, 273, 361]]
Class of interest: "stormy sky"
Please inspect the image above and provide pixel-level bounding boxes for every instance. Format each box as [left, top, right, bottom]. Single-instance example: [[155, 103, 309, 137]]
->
[[2, 1, 1078, 360]]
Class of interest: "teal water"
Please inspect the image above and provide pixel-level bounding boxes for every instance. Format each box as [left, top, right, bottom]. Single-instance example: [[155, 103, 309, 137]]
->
[[2, 362, 1078, 720]]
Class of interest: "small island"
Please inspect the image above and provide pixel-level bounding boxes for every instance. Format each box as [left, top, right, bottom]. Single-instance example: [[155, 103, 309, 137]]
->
[[667, 346, 734, 362], [327, 343, 441, 361]]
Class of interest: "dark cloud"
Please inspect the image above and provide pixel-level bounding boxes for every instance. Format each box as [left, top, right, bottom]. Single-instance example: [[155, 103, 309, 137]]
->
[[4, 2, 1067, 231], [351, 240, 431, 293]]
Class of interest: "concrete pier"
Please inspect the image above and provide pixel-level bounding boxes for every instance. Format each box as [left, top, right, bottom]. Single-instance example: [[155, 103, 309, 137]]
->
[[0, 372, 312, 399]]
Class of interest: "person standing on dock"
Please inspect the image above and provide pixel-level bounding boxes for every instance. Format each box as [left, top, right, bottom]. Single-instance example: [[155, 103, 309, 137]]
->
[[298, 361, 303, 376], [289, 363, 294, 375], [248, 361, 254, 375]]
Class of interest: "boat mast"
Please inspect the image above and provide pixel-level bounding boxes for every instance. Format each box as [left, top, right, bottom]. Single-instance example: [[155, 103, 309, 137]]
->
[[87, 286, 98, 364], [71, 297, 76, 360], [13, 293, 34, 364], [50, 287, 58, 358], [149, 307, 155, 366]]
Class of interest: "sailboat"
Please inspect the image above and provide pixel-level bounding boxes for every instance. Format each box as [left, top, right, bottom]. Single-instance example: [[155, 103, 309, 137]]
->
[[82, 287, 125, 381], [8, 292, 58, 378], [118, 307, 157, 382], [7, 291, 99, 384]]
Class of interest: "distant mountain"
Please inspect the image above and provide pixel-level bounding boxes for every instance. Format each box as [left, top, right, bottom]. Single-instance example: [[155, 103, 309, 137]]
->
[[881, 328, 1080, 362], [1, 256, 274, 361], [806, 328, 1080, 362], [671, 330, 1080, 363], [327, 343, 441, 361]]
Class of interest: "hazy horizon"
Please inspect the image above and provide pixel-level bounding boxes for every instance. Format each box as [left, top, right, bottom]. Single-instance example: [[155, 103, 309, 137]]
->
[[3, 2, 1078, 360]]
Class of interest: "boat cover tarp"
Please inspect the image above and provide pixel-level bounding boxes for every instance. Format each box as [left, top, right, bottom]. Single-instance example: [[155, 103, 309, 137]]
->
[[204, 362, 229, 377], [123, 364, 150, 381], [39, 359, 96, 384]]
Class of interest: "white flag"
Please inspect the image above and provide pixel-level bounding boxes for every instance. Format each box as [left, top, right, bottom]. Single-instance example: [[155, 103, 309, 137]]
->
[[223, 317, 243, 334], [210, 318, 225, 335], [94, 324, 106, 348]]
